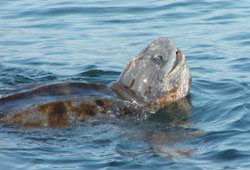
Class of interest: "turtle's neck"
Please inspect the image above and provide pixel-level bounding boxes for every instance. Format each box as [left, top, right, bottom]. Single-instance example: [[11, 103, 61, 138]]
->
[[110, 81, 146, 106]]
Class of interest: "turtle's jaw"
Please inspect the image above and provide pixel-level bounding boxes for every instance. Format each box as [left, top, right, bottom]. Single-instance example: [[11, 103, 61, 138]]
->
[[158, 50, 191, 106]]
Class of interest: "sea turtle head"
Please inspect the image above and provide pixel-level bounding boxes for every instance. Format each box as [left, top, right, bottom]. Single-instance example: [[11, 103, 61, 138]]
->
[[111, 37, 191, 106]]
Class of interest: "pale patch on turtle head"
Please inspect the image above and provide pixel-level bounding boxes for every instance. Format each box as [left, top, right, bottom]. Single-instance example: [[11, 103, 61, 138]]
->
[[111, 37, 191, 106]]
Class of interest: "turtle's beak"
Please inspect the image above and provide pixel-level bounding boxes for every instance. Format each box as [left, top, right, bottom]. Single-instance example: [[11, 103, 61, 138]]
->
[[158, 50, 191, 106], [172, 50, 185, 73]]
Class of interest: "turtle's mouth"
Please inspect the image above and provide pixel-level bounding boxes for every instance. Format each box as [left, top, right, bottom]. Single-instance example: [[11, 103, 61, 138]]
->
[[159, 50, 191, 105], [163, 50, 186, 89], [167, 50, 185, 77]]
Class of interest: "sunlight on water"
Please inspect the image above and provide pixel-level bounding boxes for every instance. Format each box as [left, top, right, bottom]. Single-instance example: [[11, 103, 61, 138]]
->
[[1, 0, 250, 169]]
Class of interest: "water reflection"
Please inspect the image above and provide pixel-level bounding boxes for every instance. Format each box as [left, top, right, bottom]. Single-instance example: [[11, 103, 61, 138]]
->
[[148, 97, 193, 126], [116, 97, 203, 159], [1, 0, 250, 168]]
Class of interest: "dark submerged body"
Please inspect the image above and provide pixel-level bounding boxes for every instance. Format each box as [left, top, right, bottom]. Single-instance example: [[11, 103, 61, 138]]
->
[[0, 38, 191, 127], [0, 82, 144, 127]]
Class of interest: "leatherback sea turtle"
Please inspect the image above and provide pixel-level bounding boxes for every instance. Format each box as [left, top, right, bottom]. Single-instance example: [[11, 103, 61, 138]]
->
[[0, 38, 191, 127]]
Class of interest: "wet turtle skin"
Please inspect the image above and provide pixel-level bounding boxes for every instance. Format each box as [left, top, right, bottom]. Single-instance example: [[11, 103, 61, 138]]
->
[[0, 38, 191, 127]]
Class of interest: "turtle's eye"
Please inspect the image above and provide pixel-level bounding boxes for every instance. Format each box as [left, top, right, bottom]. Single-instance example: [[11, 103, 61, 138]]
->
[[152, 55, 163, 64], [154, 55, 163, 61]]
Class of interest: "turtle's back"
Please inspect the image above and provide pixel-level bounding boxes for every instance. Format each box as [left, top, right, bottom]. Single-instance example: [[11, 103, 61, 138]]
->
[[0, 82, 132, 127]]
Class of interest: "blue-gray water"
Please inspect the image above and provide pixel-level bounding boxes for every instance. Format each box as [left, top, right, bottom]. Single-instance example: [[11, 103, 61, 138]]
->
[[1, 0, 250, 169]]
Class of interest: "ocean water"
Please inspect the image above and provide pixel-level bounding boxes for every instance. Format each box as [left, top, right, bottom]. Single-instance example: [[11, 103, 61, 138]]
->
[[1, 0, 250, 169]]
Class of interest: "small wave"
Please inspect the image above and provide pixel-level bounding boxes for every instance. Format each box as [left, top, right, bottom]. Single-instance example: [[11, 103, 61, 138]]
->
[[201, 149, 250, 162], [79, 69, 120, 78], [0, 65, 57, 95], [72, 69, 121, 84]]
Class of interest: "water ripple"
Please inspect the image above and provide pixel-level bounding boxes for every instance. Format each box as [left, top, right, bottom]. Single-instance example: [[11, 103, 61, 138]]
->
[[1, 0, 250, 169]]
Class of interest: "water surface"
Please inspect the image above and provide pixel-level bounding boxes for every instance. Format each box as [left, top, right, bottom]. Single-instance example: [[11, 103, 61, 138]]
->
[[1, 0, 250, 169]]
